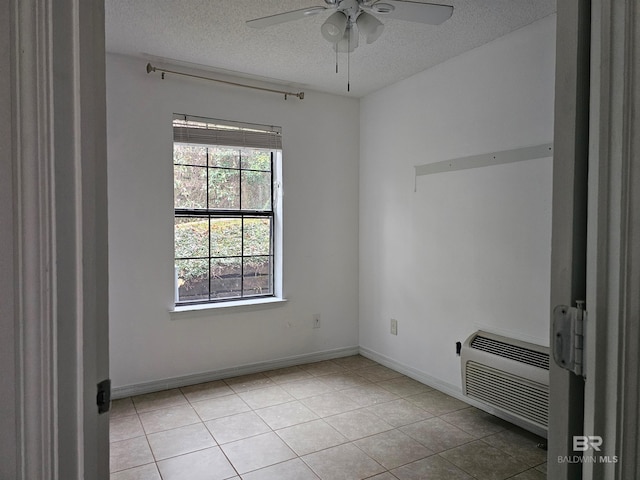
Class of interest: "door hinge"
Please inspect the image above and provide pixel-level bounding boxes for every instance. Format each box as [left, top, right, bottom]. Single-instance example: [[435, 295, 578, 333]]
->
[[552, 302, 586, 378], [97, 379, 112, 414]]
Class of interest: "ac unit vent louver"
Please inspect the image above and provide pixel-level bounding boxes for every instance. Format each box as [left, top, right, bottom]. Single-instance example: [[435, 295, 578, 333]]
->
[[465, 362, 549, 428], [461, 331, 549, 437], [470, 335, 550, 370]]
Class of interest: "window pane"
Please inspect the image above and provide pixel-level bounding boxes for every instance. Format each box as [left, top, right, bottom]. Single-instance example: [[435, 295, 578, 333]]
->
[[174, 217, 209, 258], [241, 149, 271, 171], [243, 218, 272, 256], [173, 117, 279, 305], [176, 259, 209, 302], [241, 170, 271, 210], [209, 146, 240, 168], [174, 165, 207, 209], [243, 256, 273, 296], [174, 144, 207, 166], [210, 218, 242, 257], [208, 168, 240, 209], [210, 257, 242, 299]]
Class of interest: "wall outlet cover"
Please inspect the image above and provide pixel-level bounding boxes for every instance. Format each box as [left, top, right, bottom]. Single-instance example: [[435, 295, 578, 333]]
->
[[391, 319, 398, 335]]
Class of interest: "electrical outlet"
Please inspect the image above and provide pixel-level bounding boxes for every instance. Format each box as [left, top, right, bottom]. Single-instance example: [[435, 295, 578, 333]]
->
[[313, 314, 321, 328], [391, 318, 398, 335]]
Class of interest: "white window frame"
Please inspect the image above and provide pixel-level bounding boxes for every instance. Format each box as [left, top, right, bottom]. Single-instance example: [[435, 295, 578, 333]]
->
[[171, 114, 284, 311]]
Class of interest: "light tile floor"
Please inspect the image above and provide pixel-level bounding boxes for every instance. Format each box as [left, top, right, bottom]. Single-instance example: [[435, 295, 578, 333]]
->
[[110, 355, 548, 480]]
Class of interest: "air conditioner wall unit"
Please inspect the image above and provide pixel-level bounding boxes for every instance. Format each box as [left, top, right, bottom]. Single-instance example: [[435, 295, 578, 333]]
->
[[460, 330, 549, 437]]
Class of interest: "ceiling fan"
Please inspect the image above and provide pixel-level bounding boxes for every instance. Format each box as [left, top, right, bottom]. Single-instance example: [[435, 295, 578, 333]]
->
[[247, 0, 454, 54]]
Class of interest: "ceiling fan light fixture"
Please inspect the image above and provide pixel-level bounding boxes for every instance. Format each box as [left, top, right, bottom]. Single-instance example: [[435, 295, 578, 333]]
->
[[321, 11, 348, 42], [356, 12, 384, 44], [371, 3, 395, 14], [336, 25, 359, 52]]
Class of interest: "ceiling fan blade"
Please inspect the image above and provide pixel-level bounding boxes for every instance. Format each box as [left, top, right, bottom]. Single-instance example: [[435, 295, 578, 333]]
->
[[246, 6, 327, 29], [371, 1, 453, 25]]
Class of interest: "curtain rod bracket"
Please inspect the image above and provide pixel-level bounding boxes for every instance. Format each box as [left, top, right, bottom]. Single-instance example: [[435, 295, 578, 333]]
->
[[145, 63, 304, 100]]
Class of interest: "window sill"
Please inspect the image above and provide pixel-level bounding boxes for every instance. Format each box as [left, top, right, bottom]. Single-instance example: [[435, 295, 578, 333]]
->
[[170, 297, 287, 318]]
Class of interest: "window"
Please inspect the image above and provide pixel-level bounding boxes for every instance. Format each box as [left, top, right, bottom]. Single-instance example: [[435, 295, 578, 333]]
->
[[172, 114, 281, 305]]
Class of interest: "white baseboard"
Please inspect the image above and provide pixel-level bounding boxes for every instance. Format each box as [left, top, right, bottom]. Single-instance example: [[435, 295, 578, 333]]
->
[[112, 343, 547, 438], [112, 346, 359, 399], [357, 346, 464, 398], [358, 346, 547, 439]]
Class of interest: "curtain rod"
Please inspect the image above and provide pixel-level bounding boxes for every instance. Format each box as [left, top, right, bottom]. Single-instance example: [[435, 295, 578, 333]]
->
[[146, 63, 304, 100]]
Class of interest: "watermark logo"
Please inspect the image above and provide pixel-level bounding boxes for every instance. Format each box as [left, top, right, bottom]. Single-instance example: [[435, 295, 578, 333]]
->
[[557, 436, 618, 464], [573, 435, 602, 452]]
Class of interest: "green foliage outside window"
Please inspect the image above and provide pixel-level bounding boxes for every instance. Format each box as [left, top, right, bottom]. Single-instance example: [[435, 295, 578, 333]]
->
[[173, 146, 271, 211], [174, 142, 275, 300], [175, 217, 271, 285]]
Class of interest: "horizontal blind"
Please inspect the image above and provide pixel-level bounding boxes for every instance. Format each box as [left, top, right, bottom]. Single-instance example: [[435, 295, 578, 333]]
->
[[173, 114, 282, 150]]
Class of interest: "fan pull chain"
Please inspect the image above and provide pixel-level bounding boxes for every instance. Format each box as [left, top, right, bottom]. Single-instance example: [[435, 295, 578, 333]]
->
[[336, 44, 339, 73], [347, 29, 351, 92]]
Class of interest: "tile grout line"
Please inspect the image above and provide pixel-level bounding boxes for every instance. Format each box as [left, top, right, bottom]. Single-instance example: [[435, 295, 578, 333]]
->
[[110, 357, 546, 479]]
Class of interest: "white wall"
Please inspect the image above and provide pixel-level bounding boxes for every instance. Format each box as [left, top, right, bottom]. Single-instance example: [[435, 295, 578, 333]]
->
[[107, 54, 360, 390], [359, 15, 556, 391]]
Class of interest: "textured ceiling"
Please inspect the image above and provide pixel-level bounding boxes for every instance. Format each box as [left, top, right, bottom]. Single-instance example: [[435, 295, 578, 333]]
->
[[105, 0, 556, 97]]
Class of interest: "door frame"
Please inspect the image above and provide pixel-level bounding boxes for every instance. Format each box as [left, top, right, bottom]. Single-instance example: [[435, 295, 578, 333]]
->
[[550, 0, 640, 479], [583, 0, 640, 478], [5, 0, 109, 478]]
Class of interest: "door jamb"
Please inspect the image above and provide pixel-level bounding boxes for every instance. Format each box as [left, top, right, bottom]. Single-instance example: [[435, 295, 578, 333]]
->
[[583, 0, 640, 478], [9, 0, 109, 478]]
